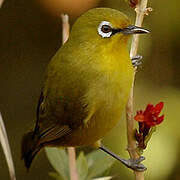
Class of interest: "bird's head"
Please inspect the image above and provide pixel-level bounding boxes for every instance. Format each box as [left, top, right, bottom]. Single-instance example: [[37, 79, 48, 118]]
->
[[69, 7, 149, 47]]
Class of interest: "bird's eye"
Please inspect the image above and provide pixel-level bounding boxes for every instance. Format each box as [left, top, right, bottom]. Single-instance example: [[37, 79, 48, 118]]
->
[[101, 25, 112, 33], [98, 21, 113, 38]]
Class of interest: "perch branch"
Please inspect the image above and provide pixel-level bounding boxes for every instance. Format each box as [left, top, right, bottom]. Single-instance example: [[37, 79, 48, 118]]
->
[[126, 0, 151, 180], [61, 14, 78, 180], [0, 113, 16, 180]]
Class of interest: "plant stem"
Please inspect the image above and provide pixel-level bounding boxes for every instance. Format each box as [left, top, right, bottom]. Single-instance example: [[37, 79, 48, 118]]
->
[[61, 14, 79, 180], [130, 0, 150, 59], [0, 113, 16, 180], [61, 14, 70, 44], [67, 147, 79, 180], [0, 0, 4, 8], [126, 0, 150, 180]]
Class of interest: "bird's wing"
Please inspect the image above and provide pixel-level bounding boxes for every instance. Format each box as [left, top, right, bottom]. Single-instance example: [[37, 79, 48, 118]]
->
[[33, 90, 94, 144], [32, 92, 71, 144], [38, 125, 71, 144]]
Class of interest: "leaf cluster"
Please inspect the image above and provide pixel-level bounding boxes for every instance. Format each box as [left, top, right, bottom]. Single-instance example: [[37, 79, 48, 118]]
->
[[45, 147, 116, 180]]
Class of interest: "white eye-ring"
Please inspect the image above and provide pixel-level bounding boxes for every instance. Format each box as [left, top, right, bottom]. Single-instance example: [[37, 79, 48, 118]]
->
[[98, 21, 113, 38]]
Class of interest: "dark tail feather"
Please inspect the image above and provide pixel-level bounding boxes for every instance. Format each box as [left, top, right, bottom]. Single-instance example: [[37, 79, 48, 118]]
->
[[21, 131, 42, 169]]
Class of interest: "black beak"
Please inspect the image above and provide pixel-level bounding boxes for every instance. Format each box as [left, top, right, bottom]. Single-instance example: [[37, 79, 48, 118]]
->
[[122, 25, 150, 35]]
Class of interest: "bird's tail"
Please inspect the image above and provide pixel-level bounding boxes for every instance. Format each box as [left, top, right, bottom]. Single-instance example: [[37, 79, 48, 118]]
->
[[21, 131, 42, 169]]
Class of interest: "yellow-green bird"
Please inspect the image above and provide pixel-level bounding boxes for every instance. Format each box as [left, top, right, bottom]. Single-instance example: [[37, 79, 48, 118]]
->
[[21, 7, 149, 171]]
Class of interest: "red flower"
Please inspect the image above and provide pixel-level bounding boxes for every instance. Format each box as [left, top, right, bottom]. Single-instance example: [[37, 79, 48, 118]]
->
[[134, 102, 164, 150], [134, 102, 164, 127], [129, 0, 139, 8]]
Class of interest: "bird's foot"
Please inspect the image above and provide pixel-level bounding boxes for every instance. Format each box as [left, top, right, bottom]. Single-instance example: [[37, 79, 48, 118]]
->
[[131, 55, 143, 68], [122, 156, 146, 172], [100, 145, 147, 172]]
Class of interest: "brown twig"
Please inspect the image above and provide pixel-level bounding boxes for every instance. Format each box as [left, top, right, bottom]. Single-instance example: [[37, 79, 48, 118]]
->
[[0, 113, 16, 180], [61, 14, 79, 180], [126, 0, 151, 180], [0, 0, 4, 8], [61, 14, 70, 44]]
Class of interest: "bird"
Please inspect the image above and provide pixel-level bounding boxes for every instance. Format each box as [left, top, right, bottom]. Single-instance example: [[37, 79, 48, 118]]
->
[[21, 7, 149, 171]]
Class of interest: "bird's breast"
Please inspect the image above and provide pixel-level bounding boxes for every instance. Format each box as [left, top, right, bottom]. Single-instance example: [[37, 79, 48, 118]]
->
[[70, 67, 133, 145]]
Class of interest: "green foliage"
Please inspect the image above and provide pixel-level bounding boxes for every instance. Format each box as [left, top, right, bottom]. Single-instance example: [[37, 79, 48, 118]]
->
[[48, 172, 65, 180], [45, 147, 69, 180], [93, 177, 113, 180], [45, 147, 116, 180], [77, 152, 89, 180], [86, 151, 115, 179]]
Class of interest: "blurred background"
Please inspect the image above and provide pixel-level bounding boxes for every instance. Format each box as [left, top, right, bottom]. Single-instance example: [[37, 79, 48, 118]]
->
[[0, 0, 180, 179]]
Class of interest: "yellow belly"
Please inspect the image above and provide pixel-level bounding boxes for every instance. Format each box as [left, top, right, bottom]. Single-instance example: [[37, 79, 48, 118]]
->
[[61, 109, 123, 146], [53, 85, 130, 147]]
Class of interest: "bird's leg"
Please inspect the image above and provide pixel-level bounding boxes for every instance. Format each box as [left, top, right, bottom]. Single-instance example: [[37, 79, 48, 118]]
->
[[99, 145, 147, 172], [131, 55, 142, 68]]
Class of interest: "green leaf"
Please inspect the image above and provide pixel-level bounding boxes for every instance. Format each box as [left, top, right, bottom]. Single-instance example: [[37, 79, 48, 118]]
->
[[77, 152, 89, 180], [49, 172, 66, 180], [144, 126, 156, 147], [45, 147, 69, 180], [86, 150, 116, 179], [99, 168, 111, 177], [137, 126, 157, 155], [93, 176, 113, 180]]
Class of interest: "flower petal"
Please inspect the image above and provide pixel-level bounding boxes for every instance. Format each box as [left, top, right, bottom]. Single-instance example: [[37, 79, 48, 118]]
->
[[154, 102, 164, 115], [134, 112, 145, 122], [156, 115, 164, 125]]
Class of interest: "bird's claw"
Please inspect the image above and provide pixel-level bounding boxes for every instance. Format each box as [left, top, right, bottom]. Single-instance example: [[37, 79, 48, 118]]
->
[[99, 145, 147, 172], [131, 55, 143, 67], [124, 156, 147, 172]]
